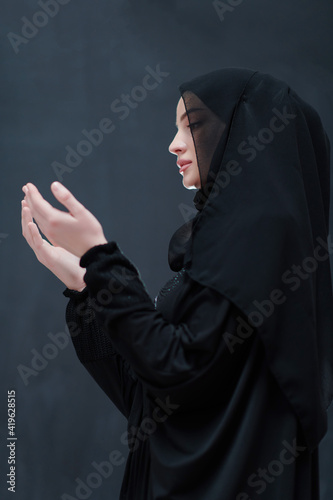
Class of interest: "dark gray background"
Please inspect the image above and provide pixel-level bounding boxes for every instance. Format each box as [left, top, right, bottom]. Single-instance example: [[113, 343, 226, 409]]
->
[[1, 0, 333, 498]]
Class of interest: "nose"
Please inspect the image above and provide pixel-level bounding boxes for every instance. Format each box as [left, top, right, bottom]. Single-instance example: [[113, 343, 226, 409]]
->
[[168, 131, 187, 156]]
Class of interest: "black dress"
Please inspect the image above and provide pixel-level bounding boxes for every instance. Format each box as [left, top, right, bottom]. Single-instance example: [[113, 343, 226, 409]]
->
[[63, 240, 320, 500]]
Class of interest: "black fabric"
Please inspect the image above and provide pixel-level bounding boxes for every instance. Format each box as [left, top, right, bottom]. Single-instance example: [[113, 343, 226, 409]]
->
[[62, 67, 333, 498], [172, 68, 333, 453], [64, 242, 320, 499]]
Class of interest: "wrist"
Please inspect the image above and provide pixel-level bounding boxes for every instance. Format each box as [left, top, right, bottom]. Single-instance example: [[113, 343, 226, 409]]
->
[[81, 237, 108, 258]]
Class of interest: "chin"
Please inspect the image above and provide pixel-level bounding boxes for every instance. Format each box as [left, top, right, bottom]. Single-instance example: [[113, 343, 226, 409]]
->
[[182, 176, 201, 190], [181, 166, 201, 190], [183, 171, 201, 189], [182, 179, 198, 190]]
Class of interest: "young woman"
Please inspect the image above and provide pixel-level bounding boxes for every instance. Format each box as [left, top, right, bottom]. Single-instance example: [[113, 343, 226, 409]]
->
[[21, 68, 333, 499]]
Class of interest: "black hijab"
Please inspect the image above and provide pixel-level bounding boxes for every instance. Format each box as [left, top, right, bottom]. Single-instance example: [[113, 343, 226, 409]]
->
[[168, 68, 333, 452]]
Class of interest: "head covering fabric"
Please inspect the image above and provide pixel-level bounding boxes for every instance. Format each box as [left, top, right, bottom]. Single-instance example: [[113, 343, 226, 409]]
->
[[169, 68, 333, 452]]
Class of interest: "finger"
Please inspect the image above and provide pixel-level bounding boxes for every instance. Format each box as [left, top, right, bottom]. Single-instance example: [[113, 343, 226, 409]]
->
[[28, 222, 46, 253], [27, 222, 55, 266], [21, 200, 41, 236], [21, 203, 53, 248], [51, 182, 86, 217], [25, 183, 56, 215], [21, 200, 32, 219], [22, 205, 42, 249], [25, 183, 67, 231], [22, 202, 61, 250], [21, 204, 33, 241]]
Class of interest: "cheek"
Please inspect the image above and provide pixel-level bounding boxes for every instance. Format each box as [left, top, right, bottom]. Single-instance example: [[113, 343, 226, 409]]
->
[[191, 154, 199, 173], [188, 137, 197, 160], [194, 165, 201, 184]]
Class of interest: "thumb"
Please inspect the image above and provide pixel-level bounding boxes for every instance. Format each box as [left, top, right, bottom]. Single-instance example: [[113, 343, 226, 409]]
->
[[51, 182, 85, 217]]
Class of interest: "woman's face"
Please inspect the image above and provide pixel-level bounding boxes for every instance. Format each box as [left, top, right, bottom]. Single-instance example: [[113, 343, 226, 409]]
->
[[168, 98, 201, 190]]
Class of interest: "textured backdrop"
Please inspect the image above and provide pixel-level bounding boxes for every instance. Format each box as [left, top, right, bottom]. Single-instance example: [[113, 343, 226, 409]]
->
[[1, 1, 333, 498]]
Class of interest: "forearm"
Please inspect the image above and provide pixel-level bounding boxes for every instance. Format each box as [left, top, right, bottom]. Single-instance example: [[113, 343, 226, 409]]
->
[[79, 241, 238, 391]]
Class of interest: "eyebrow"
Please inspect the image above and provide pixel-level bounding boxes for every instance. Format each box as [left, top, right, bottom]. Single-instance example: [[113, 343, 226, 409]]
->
[[175, 107, 204, 127]]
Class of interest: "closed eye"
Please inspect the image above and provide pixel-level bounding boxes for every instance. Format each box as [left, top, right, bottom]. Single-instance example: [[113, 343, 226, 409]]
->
[[188, 121, 202, 130]]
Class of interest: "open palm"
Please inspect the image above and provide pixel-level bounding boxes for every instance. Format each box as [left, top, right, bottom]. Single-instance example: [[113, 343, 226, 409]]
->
[[21, 199, 86, 291]]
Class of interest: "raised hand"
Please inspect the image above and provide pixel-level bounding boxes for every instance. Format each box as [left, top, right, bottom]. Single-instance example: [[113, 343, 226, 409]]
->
[[21, 198, 87, 291], [22, 182, 108, 258]]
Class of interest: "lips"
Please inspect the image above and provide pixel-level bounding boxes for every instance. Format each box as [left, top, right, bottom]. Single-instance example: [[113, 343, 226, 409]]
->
[[177, 159, 192, 173]]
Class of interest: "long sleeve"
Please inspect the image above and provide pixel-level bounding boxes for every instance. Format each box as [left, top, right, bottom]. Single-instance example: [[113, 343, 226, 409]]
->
[[77, 241, 253, 403], [68, 243, 317, 500], [63, 286, 139, 419]]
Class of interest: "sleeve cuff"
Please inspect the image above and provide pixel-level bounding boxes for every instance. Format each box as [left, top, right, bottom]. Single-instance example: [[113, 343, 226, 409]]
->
[[63, 286, 89, 300], [79, 241, 119, 268]]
